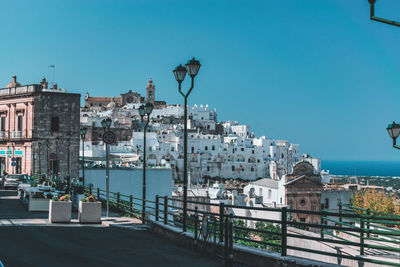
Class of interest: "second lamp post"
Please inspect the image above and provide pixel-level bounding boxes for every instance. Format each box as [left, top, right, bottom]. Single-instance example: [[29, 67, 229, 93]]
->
[[173, 57, 201, 232], [80, 127, 87, 185], [101, 117, 113, 217], [138, 102, 154, 223]]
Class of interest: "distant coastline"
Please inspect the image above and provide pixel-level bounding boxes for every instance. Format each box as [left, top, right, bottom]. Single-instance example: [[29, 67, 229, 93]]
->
[[321, 160, 400, 177]]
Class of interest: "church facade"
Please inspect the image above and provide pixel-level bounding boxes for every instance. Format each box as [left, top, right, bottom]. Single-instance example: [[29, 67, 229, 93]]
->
[[285, 161, 323, 225]]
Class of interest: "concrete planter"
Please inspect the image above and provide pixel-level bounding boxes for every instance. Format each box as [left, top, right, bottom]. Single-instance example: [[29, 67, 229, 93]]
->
[[78, 201, 101, 224], [49, 200, 72, 223]]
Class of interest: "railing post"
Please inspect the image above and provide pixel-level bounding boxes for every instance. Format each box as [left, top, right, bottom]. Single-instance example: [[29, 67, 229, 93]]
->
[[281, 207, 287, 257], [156, 195, 159, 221], [194, 207, 198, 243], [117, 192, 120, 208], [360, 219, 365, 256], [219, 202, 225, 243], [228, 214, 234, 267], [320, 203, 324, 239], [129, 195, 133, 213], [366, 209, 370, 238], [164, 196, 168, 225], [339, 202, 342, 223], [97, 188, 100, 200], [224, 212, 229, 266]]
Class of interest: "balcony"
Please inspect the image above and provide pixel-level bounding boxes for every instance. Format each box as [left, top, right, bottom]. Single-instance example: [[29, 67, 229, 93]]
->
[[0, 131, 5, 139], [10, 131, 22, 139]]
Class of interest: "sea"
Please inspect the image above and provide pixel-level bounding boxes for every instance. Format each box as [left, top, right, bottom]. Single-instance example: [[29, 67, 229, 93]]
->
[[321, 161, 400, 177]]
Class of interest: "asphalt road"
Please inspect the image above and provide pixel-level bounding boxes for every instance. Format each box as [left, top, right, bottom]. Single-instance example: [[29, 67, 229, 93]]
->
[[0, 188, 223, 267], [0, 226, 222, 267]]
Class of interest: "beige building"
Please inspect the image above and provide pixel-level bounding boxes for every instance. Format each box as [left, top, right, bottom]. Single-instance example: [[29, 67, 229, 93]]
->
[[0, 76, 80, 178]]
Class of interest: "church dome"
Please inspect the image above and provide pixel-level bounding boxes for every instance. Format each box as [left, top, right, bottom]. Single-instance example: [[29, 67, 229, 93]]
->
[[6, 75, 21, 88]]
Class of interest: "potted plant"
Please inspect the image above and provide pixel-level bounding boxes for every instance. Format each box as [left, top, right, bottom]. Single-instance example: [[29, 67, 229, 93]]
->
[[71, 181, 85, 208], [78, 194, 101, 224], [49, 194, 72, 223]]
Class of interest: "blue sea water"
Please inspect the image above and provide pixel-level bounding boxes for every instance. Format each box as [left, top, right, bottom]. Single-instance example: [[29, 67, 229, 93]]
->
[[321, 161, 400, 177]]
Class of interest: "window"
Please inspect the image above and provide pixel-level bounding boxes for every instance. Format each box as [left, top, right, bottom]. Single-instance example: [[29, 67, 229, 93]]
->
[[17, 116, 23, 131], [280, 197, 282, 204], [51, 117, 59, 132], [1, 117, 5, 131], [300, 218, 306, 223], [251, 167, 254, 172], [149, 91, 153, 99], [171, 147, 175, 152], [205, 146, 208, 151], [191, 147, 194, 153], [268, 189, 272, 199], [207, 166, 210, 171], [252, 150, 254, 154], [325, 198, 329, 209], [241, 148, 244, 151], [212, 145, 215, 151], [300, 199, 306, 206], [232, 166, 235, 171]]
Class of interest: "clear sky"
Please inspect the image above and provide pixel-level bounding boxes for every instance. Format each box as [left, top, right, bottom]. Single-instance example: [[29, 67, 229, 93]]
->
[[1, 0, 400, 161]]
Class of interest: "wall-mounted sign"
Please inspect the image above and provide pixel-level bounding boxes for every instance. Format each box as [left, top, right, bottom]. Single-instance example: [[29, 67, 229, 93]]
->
[[0, 151, 5, 155], [14, 151, 23, 155]]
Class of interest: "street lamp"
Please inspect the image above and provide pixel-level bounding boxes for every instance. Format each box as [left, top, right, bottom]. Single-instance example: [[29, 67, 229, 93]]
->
[[80, 127, 87, 185], [55, 136, 62, 179], [101, 117, 112, 217], [66, 134, 71, 193], [38, 142, 42, 177], [173, 57, 201, 232], [45, 139, 50, 180], [387, 122, 400, 149], [138, 102, 154, 223], [367, 0, 400, 27]]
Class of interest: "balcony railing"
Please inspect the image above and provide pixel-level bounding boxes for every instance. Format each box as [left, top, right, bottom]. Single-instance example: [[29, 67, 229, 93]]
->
[[0, 131, 5, 139], [10, 131, 22, 139]]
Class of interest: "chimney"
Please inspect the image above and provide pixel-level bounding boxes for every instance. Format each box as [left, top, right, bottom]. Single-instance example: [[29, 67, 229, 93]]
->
[[12, 75, 17, 83], [40, 78, 48, 89], [51, 83, 58, 90]]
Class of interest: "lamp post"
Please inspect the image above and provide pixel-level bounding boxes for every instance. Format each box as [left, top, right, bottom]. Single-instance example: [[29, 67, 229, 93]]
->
[[138, 102, 154, 223], [367, 0, 400, 27], [66, 134, 71, 193], [173, 57, 201, 232], [101, 117, 112, 217], [386, 122, 400, 149], [45, 139, 50, 179], [38, 142, 42, 176], [55, 136, 62, 179], [80, 127, 87, 185]]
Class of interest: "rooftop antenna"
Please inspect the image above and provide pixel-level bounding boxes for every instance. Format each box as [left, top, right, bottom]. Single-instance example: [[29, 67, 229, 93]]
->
[[48, 65, 55, 85]]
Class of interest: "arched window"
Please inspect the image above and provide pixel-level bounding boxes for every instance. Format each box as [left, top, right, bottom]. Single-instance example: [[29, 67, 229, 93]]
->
[[268, 189, 272, 199]]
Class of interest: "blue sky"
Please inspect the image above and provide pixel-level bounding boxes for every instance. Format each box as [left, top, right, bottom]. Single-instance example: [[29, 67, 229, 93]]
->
[[1, 0, 400, 161]]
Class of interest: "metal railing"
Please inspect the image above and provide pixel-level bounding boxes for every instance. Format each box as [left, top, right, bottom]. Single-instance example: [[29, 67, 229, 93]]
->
[[83, 186, 400, 267]]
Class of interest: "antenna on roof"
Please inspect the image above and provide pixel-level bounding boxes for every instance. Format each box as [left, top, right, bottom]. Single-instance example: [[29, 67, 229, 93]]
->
[[48, 65, 55, 85]]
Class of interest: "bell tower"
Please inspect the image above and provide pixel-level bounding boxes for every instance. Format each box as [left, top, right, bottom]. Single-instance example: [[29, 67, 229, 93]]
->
[[146, 78, 155, 104]]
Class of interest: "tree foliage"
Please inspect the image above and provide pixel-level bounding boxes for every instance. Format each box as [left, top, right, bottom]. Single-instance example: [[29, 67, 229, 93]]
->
[[351, 189, 400, 216]]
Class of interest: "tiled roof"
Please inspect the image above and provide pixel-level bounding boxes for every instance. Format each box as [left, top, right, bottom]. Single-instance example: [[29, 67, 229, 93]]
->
[[251, 178, 279, 189], [87, 97, 122, 104]]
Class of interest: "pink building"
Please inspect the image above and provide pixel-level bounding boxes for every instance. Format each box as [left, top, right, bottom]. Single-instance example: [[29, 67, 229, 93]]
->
[[0, 76, 80, 178]]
